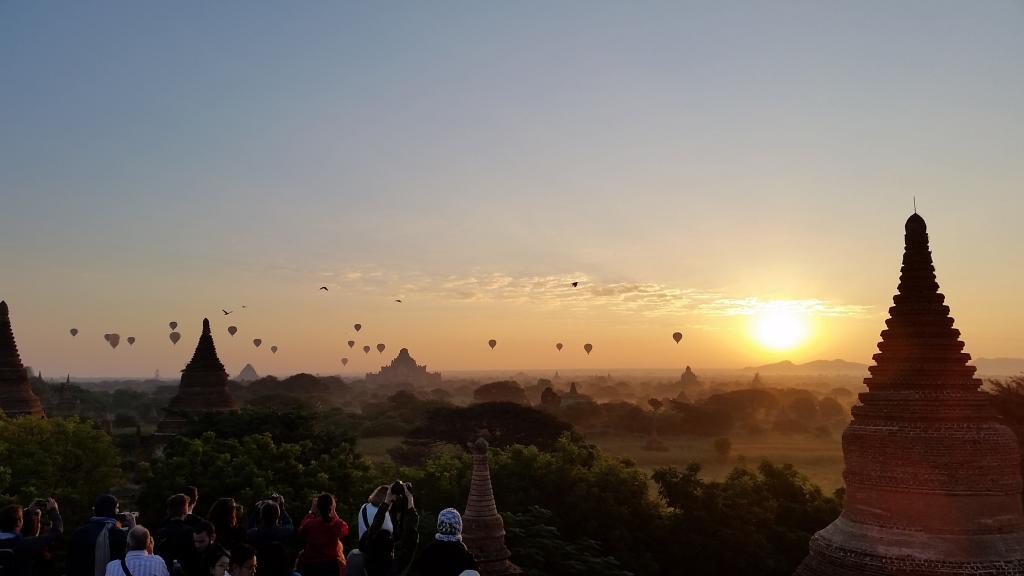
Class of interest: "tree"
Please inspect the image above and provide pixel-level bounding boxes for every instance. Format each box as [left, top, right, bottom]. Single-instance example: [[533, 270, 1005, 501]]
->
[[473, 381, 530, 405], [0, 416, 122, 525], [504, 507, 635, 576], [405, 402, 572, 450], [651, 461, 841, 576], [817, 397, 846, 421]]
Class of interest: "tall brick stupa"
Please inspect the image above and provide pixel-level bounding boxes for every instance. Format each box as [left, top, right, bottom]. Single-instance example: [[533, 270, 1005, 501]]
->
[[796, 214, 1024, 574], [0, 301, 45, 418], [157, 318, 237, 434], [463, 437, 521, 576]]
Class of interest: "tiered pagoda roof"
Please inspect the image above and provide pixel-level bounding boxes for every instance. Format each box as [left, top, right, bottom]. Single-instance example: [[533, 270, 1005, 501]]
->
[[365, 348, 442, 386], [462, 437, 520, 576], [157, 318, 237, 434], [0, 301, 45, 418], [796, 214, 1024, 575]]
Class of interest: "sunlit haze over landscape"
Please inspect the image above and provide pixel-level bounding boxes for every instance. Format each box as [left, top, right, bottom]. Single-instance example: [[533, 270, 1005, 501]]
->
[[2, 2, 1022, 377]]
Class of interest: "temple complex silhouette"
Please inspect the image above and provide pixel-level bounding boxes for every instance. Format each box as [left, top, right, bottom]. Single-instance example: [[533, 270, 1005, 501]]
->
[[796, 213, 1024, 574], [365, 347, 442, 387], [0, 301, 45, 418], [157, 318, 238, 434]]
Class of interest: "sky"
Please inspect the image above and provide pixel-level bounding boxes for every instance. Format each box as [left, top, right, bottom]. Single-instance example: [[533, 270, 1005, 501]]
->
[[1, 2, 1022, 378]]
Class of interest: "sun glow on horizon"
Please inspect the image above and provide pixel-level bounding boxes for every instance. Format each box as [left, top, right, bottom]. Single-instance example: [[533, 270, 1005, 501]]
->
[[751, 304, 811, 351]]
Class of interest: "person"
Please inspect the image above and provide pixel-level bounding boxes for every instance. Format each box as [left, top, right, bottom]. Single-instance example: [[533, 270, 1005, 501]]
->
[[297, 494, 348, 576], [361, 482, 418, 576], [182, 488, 202, 529], [206, 550, 230, 576], [244, 499, 293, 576], [407, 509, 475, 576], [183, 522, 223, 576], [227, 545, 256, 576], [354, 488, 391, 541], [0, 499, 63, 576], [156, 495, 195, 574], [68, 495, 130, 576], [103, 526, 169, 576], [206, 501, 244, 553]]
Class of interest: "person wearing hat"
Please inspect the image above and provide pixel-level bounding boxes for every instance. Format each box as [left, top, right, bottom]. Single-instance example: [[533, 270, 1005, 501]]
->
[[406, 509, 476, 576]]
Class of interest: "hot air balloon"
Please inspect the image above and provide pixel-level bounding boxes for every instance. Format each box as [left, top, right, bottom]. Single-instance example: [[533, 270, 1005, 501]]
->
[[253, 339, 262, 348], [354, 324, 362, 332], [169, 321, 178, 330], [672, 331, 683, 344], [271, 346, 278, 354], [347, 340, 355, 348], [169, 332, 181, 346], [70, 328, 79, 337], [584, 343, 593, 355], [363, 345, 371, 354], [228, 326, 238, 336], [555, 342, 563, 352], [103, 334, 111, 342], [108, 334, 121, 349], [488, 339, 497, 350], [127, 336, 136, 346], [341, 358, 349, 366], [377, 343, 385, 354]]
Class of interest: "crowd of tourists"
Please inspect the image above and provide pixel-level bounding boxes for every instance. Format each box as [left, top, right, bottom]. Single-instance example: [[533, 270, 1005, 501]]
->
[[0, 483, 479, 576]]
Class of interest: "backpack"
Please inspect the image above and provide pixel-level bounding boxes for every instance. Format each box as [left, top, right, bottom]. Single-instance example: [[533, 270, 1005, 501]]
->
[[358, 508, 394, 576]]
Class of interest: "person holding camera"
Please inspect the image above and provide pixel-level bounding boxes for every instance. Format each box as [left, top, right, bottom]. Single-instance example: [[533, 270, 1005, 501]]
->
[[206, 500, 245, 554], [0, 498, 63, 576], [296, 494, 348, 576], [245, 496, 294, 576], [68, 495, 129, 576], [360, 481, 419, 576]]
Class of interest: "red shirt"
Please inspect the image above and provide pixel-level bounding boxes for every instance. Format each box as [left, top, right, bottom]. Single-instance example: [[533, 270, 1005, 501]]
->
[[298, 514, 349, 565]]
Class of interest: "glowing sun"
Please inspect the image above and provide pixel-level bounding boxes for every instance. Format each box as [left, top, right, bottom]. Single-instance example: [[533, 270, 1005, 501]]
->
[[752, 306, 810, 351]]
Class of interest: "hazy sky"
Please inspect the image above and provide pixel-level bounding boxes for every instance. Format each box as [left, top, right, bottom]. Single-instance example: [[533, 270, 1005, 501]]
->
[[1, 2, 1022, 377]]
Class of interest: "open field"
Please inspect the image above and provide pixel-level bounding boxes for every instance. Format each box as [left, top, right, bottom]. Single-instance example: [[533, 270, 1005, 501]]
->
[[591, 432, 845, 493], [358, 432, 846, 493]]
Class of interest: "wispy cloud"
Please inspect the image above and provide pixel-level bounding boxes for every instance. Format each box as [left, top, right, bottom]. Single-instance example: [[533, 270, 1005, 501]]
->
[[321, 268, 872, 319]]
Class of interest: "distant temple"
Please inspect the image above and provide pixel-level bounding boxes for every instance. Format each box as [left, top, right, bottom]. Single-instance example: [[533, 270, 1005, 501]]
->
[[157, 319, 238, 434], [463, 437, 521, 576], [796, 214, 1024, 574], [0, 301, 45, 418], [365, 348, 441, 387], [676, 365, 699, 401], [53, 375, 79, 418], [235, 363, 259, 382]]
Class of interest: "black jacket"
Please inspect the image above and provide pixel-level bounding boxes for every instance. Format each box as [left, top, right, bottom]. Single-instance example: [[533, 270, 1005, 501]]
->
[[156, 518, 195, 574], [407, 540, 476, 576], [67, 518, 127, 576], [362, 502, 419, 576]]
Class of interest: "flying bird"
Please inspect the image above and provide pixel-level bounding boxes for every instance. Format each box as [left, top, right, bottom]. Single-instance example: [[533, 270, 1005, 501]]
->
[[571, 281, 579, 288], [394, 299, 402, 303], [320, 286, 329, 291], [222, 309, 233, 315]]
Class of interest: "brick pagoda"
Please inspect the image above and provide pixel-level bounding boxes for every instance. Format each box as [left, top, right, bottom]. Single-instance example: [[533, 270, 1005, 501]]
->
[[0, 301, 45, 417], [796, 213, 1024, 574], [463, 437, 521, 576], [157, 318, 237, 434]]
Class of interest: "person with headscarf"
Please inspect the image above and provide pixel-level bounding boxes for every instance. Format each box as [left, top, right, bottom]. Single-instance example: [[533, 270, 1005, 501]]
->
[[406, 509, 475, 576]]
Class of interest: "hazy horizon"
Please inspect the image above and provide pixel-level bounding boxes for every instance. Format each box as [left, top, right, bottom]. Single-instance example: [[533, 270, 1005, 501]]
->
[[3, 2, 1022, 377]]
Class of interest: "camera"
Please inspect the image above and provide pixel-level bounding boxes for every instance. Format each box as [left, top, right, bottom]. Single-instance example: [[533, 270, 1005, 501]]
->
[[117, 511, 138, 525]]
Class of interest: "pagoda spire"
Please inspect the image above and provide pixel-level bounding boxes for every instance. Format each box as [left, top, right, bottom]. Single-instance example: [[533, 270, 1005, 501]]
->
[[462, 437, 520, 576], [0, 300, 45, 417], [157, 318, 237, 434], [796, 214, 1024, 574]]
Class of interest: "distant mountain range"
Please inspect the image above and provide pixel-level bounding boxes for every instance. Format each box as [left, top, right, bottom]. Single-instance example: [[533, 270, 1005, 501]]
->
[[741, 357, 1024, 377], [742, 359, 869, 375], [973, 358, 1024, 376]]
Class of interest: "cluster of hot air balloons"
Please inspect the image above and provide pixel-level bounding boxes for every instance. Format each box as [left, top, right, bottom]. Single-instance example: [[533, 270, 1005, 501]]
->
[[169, 321, 181, 346]]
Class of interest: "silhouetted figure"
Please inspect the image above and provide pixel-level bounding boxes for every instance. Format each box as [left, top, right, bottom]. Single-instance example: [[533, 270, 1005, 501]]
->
[[155, 495, 194, 574], [407, 508, 476, 576], [0, 499, 62, 576], [205, 500, 244, 554], [361, 482, 418, 576], [67, 495, 128, 576], [297, 494, 348, 576], [246, 498, 293, 576], [182, 522, 224, 576]]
